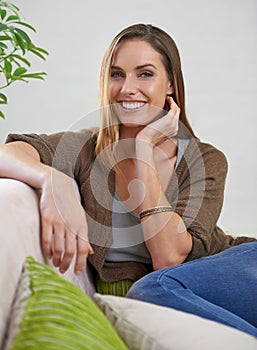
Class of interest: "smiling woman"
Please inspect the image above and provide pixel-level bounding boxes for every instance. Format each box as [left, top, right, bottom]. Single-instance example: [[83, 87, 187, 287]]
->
[[0, 23, 256, 338], [109, 40, 174, 128]]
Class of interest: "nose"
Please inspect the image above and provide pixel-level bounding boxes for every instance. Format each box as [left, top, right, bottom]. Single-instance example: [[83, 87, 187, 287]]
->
[[121, 75, 137, 95]]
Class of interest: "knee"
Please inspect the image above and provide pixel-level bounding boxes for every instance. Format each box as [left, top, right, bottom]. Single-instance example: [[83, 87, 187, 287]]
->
[[127, 271, 160, 301], [127, 269, 183, 302], [127, 270, 189, 312]]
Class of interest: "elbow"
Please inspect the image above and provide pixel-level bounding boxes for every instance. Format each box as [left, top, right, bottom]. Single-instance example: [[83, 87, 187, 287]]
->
[[152, 253, 187, 271], [151, 234, 192, 271]]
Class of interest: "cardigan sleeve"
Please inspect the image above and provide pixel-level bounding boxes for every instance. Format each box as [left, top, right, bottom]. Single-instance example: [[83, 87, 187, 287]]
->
[[5, 129, 96, 179], [170, 139, 228, 259]]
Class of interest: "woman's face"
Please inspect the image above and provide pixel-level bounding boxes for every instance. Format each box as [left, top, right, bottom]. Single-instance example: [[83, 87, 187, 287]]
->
[[110, 39, 174, 127]]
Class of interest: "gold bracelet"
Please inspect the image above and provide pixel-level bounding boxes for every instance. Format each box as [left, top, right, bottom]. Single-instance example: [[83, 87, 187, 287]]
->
[[139, 206, 173, 220]]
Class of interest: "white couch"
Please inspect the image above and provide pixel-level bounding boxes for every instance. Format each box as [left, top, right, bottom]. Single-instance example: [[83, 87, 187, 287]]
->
[[0, 178, 256, 350], [0, 178, 96, 346]]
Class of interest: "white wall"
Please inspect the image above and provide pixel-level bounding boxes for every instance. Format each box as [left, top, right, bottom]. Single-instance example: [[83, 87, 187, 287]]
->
[[0, 0, 256, 237]]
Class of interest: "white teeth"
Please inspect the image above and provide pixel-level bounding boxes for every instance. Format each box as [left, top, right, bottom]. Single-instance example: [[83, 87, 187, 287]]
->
[[121, 102, 145, 110]]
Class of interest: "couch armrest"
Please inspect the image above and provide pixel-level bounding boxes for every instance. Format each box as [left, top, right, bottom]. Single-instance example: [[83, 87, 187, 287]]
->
[[0, 178, 95, 346]]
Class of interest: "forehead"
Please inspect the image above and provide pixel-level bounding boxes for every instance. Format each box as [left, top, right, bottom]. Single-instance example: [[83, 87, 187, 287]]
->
[[112, 39, 164, 67]]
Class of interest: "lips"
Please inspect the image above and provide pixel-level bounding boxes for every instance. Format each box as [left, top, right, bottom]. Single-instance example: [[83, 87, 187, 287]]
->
[[121, 101, 145, 110]]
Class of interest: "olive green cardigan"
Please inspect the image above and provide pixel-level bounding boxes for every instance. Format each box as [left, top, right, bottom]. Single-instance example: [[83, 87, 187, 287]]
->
[[6, 129, 256, 282]]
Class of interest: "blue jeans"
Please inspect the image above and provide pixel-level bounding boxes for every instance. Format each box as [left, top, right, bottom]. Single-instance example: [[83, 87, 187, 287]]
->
[[127, 242, 257, 338]]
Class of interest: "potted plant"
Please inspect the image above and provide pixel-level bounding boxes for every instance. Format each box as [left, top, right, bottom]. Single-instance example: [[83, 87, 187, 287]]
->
[[0, 0, 48, 119]]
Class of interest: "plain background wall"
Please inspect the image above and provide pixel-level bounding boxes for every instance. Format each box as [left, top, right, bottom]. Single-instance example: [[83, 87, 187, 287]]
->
[[0, 0, 256, 237]]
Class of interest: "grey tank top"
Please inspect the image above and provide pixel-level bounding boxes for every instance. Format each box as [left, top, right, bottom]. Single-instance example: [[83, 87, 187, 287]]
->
[[106, 138, 190, 264]]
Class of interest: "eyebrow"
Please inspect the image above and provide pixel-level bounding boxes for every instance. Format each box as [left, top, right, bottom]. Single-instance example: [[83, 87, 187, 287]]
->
[[111, 63, 157, 70]]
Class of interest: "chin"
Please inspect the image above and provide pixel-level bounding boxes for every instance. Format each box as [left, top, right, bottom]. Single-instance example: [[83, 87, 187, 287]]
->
[[119, 119, 145, 128], [122, 123, 144, 128]]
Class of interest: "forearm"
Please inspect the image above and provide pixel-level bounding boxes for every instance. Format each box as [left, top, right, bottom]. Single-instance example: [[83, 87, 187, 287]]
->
[[0, 141, 51, 189], [136, 140, 192, 269], [0, 141, 93, 274], [141, 212, 192, 269]]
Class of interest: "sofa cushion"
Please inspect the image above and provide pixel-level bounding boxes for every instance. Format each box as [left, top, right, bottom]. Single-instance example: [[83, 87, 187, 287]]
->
[[94, 293, 257, 350], [3, 257, 128, 350]]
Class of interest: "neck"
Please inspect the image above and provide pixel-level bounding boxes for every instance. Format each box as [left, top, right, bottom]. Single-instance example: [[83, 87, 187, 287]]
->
[[119, 124, 144, 140], [114, 125, 143, 161]]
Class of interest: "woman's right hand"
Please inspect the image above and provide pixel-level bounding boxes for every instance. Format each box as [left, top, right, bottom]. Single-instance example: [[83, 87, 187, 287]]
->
[[40, 167, 93, 275], [136, 96, 180, 147]]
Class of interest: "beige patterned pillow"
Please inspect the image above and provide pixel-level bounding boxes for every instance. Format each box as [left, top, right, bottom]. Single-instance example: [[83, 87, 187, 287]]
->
[[94, 293, 257, 350]]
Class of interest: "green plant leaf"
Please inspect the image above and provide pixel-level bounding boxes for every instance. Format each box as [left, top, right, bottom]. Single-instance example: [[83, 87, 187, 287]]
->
[[21, 72, 47, 80], [0, 23, 9, 31], [9, 57, 21, 67], [0, 93, 7, 104], [12, 54, 31, 66], [0, 35, 11, 41], [14, 28, 31, 44], [13, 66, 27, 76], [0, 42, 8, 49], [0, 9, 7, 20], [33, 46, 49, 55], [6, 14, 20, 22], [0, 1, 48, 120], [4, 59, 12, 73], [28, 47, 47, 60], [13, 32, 26, 54], [0, 2, 20, 15], [9, 76, 27, 82], [11, 21, 36, 32]]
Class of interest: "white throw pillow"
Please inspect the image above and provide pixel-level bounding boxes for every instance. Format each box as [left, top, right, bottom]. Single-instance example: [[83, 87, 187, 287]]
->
[[94, 293, 257, 350]]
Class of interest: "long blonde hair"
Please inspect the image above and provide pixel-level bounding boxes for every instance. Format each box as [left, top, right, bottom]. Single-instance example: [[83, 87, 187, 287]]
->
[[95, 23, 195, 168]]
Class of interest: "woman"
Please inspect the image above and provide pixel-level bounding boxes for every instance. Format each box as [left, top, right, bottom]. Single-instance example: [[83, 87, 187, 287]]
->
[[0, 24, 256, 335]]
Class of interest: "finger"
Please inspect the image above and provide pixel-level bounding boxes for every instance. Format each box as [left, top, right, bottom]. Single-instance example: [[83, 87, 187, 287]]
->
[[74, 235, 94, 276], [52, 225, 65, 267], [166, 95, 174, 111], [41, 220, 53, 259], [166, 96, 180, 118], [59, 230, 76, 273], [166, 97, 180, 136]]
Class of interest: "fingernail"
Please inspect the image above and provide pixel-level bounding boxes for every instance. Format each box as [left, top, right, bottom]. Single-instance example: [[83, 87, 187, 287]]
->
[[75, 270, 81, 276]]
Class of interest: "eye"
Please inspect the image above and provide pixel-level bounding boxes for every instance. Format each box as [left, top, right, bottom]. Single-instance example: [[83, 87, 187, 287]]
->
[[110, 71, 124, 79], [139, 71, 153, 78]]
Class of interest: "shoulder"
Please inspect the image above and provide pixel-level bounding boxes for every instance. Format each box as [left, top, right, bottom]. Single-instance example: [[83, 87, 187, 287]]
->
[[6, 127, 99, 147], [54, 128, 99, 165], [6, 127, 99, 171], [44, 127, 99, 156], [186, 137, 228, 169], [177, 137, 228, 183], [197, 139, 228, 170], [53, 127, 99, 145]]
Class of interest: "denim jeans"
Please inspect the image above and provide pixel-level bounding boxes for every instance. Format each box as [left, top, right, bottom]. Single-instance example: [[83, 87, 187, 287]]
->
[[127, 241, 257, 338]]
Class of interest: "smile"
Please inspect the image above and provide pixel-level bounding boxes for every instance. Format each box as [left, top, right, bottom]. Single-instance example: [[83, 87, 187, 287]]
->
[[121, 102, 145, 110]]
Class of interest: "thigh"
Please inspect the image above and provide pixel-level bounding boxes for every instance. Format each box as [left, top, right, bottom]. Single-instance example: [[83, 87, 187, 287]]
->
[[159, 242, 257, 326]]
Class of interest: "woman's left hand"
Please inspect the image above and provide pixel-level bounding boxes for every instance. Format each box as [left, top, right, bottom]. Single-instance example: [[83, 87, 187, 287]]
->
[[136, 96, 180, 146]]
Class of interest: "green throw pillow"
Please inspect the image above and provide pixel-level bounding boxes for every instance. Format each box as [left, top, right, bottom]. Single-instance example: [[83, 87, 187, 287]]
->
[[5, 256, 128, 350]]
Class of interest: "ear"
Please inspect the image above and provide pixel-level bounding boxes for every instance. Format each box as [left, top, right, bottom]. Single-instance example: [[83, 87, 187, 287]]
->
[[166, 83, 174, 95]]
